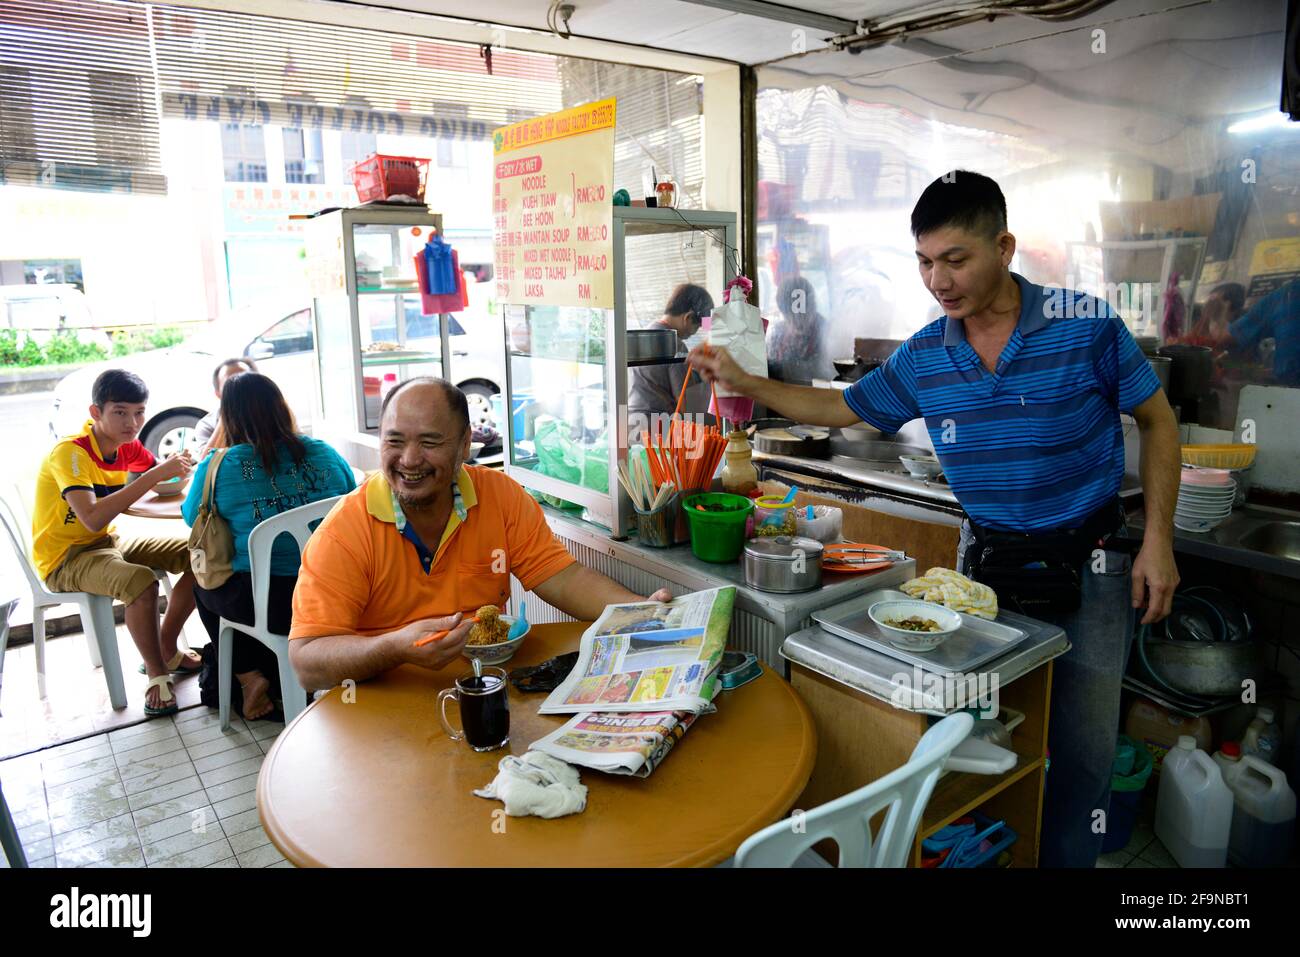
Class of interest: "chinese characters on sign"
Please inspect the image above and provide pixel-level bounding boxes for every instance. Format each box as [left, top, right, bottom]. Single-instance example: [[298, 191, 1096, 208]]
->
[[492, 98, 615, 308]]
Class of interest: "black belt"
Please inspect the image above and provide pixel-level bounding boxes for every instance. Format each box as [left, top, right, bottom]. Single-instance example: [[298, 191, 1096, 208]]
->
[[964, 497, 1125, 615]]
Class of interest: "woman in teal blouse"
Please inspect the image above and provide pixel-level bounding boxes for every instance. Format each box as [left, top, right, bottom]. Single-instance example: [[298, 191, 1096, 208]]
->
[[182, 372, 354, 719]]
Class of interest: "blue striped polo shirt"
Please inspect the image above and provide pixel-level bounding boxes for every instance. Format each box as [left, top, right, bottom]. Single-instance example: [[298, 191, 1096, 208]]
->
[[1230, 277, 1300, 386], [843, 273, 1161, 532]]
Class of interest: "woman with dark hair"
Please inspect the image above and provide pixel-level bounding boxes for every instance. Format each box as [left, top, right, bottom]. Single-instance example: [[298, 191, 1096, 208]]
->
[[628, 283, 716, 422], [181, 372, 354, 719], [767, 276, 832, 384]]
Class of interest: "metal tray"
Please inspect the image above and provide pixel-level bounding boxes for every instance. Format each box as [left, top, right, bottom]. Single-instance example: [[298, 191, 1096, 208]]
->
[[811, 588, 1030, 675]]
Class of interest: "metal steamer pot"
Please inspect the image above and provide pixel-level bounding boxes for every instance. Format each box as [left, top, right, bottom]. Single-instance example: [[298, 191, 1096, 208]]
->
[[751, 426, 831, 458], [626, 328, 678, 362], [743, 536, 824, 593]]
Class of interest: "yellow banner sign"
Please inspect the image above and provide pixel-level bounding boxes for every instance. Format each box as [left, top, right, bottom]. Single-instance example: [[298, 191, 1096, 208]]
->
[[492, 98, 615, 308]]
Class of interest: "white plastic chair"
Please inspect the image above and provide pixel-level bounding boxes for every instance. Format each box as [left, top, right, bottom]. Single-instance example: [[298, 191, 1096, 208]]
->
[[0, 490, 172, 711], [0, 781, 26, 868], [735, 712, 978, 868], [217, 495, 342, 730]]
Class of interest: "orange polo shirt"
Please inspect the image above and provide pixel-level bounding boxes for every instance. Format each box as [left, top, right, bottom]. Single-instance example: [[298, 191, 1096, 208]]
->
[[289, 466, 576, 640]]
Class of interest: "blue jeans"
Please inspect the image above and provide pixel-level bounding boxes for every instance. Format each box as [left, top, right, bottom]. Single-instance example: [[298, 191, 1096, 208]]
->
[[958, 523, 1135, 868]]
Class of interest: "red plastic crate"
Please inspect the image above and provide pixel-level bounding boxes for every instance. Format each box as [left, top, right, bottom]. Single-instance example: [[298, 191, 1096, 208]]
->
[[350, 154, 430, 203]]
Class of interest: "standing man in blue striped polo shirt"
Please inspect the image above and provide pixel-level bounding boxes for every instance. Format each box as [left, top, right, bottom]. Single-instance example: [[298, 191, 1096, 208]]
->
[[689, 171, 1182, 867]]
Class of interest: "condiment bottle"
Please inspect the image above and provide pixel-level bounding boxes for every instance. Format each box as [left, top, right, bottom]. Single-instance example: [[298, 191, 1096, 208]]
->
[[655, 181, 677, 208], [720, 430, 758, 495]]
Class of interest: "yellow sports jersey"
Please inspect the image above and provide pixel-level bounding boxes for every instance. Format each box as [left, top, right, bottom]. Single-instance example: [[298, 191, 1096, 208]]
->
[[32, 421, 156, 579]]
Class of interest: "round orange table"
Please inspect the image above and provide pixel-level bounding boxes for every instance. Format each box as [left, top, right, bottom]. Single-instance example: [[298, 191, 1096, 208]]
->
[[258, 621, 816, 867]]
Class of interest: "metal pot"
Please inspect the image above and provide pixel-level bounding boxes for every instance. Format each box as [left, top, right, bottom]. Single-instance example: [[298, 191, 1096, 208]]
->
[[1141, 637, 1259, 698], [830, 436, 930, 465], [626, 328, 678, 362], [1147, 355, 1172, 393], [752, 426, 830, 459], [743, 536, 824, 593], [832, 356, 882, 382]]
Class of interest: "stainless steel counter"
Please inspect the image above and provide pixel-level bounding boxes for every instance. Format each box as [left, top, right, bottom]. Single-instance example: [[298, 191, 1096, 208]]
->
[[519, 505, 918, 668], [1123, 503, 1300, 580], [782, 607, 1069, 715], [752, 451, 1145, 511]]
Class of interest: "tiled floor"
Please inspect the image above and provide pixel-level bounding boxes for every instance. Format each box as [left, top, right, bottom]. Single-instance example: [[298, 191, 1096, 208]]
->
[[1, 614, 210, 759], [0, 707, 290, 868], [1095, 789, 1177, 868]]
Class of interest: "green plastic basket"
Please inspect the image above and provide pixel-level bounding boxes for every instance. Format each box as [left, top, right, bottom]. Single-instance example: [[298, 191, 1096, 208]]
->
[[682, 492, 754, 563]]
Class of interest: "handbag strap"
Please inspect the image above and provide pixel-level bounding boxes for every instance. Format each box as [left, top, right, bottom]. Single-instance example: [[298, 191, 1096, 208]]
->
[[201, 448, 229, 514]]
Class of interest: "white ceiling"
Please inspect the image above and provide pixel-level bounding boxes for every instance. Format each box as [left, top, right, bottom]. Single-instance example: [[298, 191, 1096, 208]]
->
[[352, 0, 938, 64], [314, 0, 1289, 173]]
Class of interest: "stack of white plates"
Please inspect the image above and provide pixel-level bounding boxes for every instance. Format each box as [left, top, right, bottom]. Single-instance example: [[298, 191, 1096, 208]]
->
[[1174, 468, 1236, 532]]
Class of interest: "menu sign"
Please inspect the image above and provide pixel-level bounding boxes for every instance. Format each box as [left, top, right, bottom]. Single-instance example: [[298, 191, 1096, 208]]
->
[[492, 98, 615, 308]]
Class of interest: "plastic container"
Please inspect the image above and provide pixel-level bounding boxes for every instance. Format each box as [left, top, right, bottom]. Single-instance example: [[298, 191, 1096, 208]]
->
[[752, 494, 797, 537], [720, 431, 758, 495], [1224, 755, 1296, 867], [1241, 706, 1281, 766], [379, 373, 398, 405], [682, 492, 754, 563], [1125, 696, 1213, 773], [1155, 735, 1233, 868], [1102, 734, 1155, 854], [350, 154, 430, 203], [795, 504, 843, 544]]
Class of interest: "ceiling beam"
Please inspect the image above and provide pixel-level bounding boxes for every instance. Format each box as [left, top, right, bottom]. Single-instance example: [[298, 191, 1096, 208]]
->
[[672, 0, 858, 35]]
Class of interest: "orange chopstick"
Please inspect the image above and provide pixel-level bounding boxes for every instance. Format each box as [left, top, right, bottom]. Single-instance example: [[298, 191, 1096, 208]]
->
[[413, 615, 477, 648]]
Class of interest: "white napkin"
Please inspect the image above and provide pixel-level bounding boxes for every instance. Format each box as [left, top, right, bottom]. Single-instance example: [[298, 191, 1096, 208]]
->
[[473, 752, 588, 818]]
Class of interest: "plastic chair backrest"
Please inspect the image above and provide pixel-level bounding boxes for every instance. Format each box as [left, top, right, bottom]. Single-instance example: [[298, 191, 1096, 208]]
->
[[0, 491, 45, 594], [244, 495, 343, 635], [735, 712, 974, 868]]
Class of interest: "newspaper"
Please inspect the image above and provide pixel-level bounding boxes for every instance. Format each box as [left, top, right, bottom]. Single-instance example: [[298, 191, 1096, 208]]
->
[[537, 586, 735, 715], [529, 702, 714, 777]]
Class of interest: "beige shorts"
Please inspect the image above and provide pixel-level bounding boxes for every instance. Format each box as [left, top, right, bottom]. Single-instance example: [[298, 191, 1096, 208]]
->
[[45, 534, 190, 605]]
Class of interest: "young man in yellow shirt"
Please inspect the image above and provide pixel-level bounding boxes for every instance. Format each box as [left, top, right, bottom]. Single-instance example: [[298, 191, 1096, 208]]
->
[[33, 369, 199, 716]]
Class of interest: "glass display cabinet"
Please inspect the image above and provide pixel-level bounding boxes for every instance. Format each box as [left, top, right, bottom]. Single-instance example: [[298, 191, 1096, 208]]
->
[[306, 207, 450, 464], [502, 206, 737, 535]]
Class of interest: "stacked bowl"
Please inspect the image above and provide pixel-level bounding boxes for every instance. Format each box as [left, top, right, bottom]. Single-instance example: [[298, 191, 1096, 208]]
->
[[1175, 467, 1236, 532]]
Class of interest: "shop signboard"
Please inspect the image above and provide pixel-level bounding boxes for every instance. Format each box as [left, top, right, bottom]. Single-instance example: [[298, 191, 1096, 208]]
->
[[491, 98, 615, 309], [1246, 237, 1300, 300]]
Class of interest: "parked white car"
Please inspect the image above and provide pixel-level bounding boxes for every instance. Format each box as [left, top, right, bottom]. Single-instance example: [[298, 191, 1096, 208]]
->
[[48, 297, 506, 457]]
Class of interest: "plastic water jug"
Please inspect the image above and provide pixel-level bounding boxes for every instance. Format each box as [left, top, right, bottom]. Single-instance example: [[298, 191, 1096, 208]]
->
[[1155, 735, 1232, 868], [1241, 706, 1281, 766], [1225, 755, 1296, 867]]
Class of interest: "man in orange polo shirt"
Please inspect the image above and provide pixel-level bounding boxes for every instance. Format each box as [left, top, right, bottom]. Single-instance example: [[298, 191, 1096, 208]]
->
[[289, 378, 671, 690]]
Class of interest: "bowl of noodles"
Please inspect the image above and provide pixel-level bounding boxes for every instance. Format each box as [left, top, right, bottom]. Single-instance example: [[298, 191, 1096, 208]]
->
[[461, 605, 530, 665], [867, 599, 961, 652]]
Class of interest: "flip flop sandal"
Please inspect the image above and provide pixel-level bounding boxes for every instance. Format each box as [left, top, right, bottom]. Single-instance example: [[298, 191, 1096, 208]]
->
[[137, 649, 203, 676], [144, 675, 179, 717]]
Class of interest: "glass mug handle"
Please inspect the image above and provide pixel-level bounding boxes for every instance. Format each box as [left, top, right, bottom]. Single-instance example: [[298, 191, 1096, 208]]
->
[[437, 687, 464, 741]]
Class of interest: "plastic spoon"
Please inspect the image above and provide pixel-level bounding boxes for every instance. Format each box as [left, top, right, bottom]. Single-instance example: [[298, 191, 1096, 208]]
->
[[507, 601, 529, 640], [781, 485, 799, 505]]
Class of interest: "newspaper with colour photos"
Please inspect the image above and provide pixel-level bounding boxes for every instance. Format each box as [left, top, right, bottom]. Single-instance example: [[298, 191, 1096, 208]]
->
[[529, 700, 715, 777], [536, 586, 735, 716]]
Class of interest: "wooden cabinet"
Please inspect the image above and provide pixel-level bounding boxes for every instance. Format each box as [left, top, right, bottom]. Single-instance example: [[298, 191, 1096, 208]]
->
[[789, 658, 1053, 867]]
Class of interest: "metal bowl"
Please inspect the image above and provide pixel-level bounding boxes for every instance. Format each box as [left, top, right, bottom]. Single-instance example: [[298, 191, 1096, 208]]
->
[[627, 328, 678, 362]]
